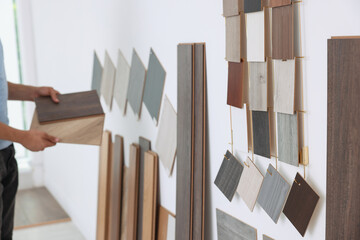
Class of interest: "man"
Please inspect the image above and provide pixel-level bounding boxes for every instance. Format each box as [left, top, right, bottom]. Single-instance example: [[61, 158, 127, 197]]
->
[[0, 39, 59, 239]]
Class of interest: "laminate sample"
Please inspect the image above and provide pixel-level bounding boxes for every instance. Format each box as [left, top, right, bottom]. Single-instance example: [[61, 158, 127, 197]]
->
[[283, 173, 319, 236], [272, 5, 294, 60], [114, 50, 130, 115], [91, 52, 103, 96], [127, 49, 147, 118], [237, 158, 264, 211], [223, 0, 243, 17], [327, 38, 360, 239], [263, 234, 274, 240], [294, 58, 303, 112], [127, 144, 140, 240], [257, 164, 290, 223], [244, 0, 262, 13], [227, 61, 244, 109], [243, 61, 249, 104], [143, 49, 166, 124], [167, 215, 176, 240], [249, 62, 267, 111], [101, 52, 117, 109], [246, 105, 253, 152], [96, 131, 112, 240], [108, 135, 124, 240], [246, 11, 265, 62], [137, 137, 151, 240], [252, 111, 270, 158], [35, 90, 104, 124], [216, 209, 257, 240], [120, 167, 129, 240], [157, 206, 175, 240], [293, 3, 302, 57], [226, 15, 241, 63], [214, 150, 244, 201], [277, 113, 298, 166], [264, 7, 272, 58], [262, 0, 291, 8], [273, 59, 295, 114]]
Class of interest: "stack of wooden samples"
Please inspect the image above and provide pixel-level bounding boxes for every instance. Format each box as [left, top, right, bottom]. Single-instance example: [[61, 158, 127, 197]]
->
[[176, 43, 207, 240]]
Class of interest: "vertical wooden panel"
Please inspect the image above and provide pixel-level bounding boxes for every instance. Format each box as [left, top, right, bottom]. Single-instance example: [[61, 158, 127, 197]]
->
[[226, 15, 241, 63], [157, 206, 175, 240], [246, 105, 253, 152], [120, 167, 129, 240], [223, 0, 243, 17], [252, 111, 270, 158], [227, 61, 244, 109], [249, 62, 267, 111], [246, 11, 265, 62], [277, 113, 298, 166], [101, 52, 116, 109]]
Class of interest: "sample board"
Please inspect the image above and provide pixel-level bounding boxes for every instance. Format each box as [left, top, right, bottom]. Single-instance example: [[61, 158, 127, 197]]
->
[[157, 206, 176, 240], [223, 0, 243, 17], [101, 52, 117, 109], [277, 113, 298, 166], [244, 0, 261, 13], [249, 62, 267, 111], [227, 61, 244, 109], [226, 15, 241, 62], [114, 50, 130, 115], [252, 111, 270, 158], [246, 11, 265, 62], [91, 51, 103, 96]]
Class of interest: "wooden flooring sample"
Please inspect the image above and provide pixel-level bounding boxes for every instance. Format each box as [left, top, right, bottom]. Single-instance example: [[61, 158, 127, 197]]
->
[[216, 209, 257, 240], [277, 113, 298, 166], [264, 7, 272, 58], [35, 90, 103, 124], [127, 144, 140, 240], [114, 50, 130, 115], [223, 0, 243, 17], [127, 49, 147, 118], [327, 38, 360, 240], [262, 0, 291, 8], [257, 164, 290, 223], [283, 173, 319, 237], [101, 52, 117, 109], [227, 61, 244, 109], [120, 167, 129, 240], [226, 15, 241, 63], [155, 96, 177, 176], [143, 49, 166, 124], [157, 206, 175, 240], [214, 150, 244, 202], [249, 62, 267, 111], [293, 3, 302, 57], [244, 0, 262, 13], [252, 111, 270, 158], [272, 5, 294, 60], [273, 59, 295, 114], [91, 51, 103, 96], [243, 61, 249, 104], [96, 131, 112, 240], [237, 158, 264, 211], [246, 11, 265, 62]]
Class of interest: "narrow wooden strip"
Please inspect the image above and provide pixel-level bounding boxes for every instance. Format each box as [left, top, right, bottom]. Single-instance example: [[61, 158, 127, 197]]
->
[[120, 167, 129, 240]]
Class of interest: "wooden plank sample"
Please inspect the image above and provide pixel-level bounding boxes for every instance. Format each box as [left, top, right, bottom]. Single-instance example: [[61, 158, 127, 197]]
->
[[127, 49, 147, 118], [237, 158, 264, 211], [264, 7, 272, 58], [120, 167, 129, 240], [273, 59, 295, 114], [114, 50, 130, 115], [155, 96, 177, 176], [156, 206, 175, 240], [246, 11, 265, 62], [327, 38, 360, 240], [216, 209, 257, 240], [262, 0, 291, 8], [252, 111, 270, 158], [257, 164, 290, 223], [101, 52, 117, 109], [277, 113, 298, 166], [96, 131, 112, 240], [214, 150, 244, 202], [283, 173, 319, 237], [249, 62, 267, 111], [223, 0, 243, 17], [127, 144, 140, 240], [243, 61, 249, 104], [293, 3, 302, 57], [35, 90, 104, 124], [226, 15, 241, 63], [91, 51, 103, 96], [244, 0, 262, 13], [246, 105, 253, 152], [137, 137, 151, 240], [272, 5, 294, 60], [108, 135, 124, 240], [143, 48, 166, 124], [227, 61, 244, 109]]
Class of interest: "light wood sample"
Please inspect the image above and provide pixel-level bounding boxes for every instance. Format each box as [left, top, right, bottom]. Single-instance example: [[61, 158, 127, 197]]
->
[[101, 51, 117, 109], [246, 104, 253, 152], [120, 167, 129, 240], [223, 0, 243, 17], [249, 62, 267, 111], [114, 50, 130, 115], [226, 15, 241, 62], [157, 206, 175, 240], [246, 11, 265, 62], [277, 113, 298, 166], [91, 51, 103, 96]]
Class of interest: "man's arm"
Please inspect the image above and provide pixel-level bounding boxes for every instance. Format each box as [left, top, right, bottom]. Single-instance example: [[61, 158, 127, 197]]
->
[[8, 82, 60, 102]]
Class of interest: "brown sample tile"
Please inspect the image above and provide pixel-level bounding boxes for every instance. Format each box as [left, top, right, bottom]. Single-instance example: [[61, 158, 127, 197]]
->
[[227, 61, 244, 109], [120, 167, 129, 240]]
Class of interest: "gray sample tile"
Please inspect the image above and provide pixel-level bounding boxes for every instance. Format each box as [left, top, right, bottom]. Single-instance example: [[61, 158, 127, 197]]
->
[[91, 52, 103, 96], [216, 209, 257, 240], [257, 164, 290, 223], [277, 113, 298, 166], [143, 48, 166, 124], [252, 111, 270, 158], [100, 51, 116, 109], [214, 150, 244, 201], [114, 50, 130, 115], [127, 49, 147, 118], [244, 0, 261, 13]]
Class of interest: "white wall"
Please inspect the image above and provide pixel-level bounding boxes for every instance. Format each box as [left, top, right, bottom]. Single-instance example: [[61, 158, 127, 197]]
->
[[26, 0, 360, 239]]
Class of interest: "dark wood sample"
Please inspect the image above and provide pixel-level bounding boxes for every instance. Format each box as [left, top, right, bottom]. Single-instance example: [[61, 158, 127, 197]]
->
[[262, 0, 291, 8], [272, 5, 294, 60], [35, 90, 104, 124], [283, 173, 319, 237], [327, 38, 360, 240], [252, 111, 270, 158], [244, 0, 262, 13], [227, 61, 244, 109], [214, 150, 244, 201]]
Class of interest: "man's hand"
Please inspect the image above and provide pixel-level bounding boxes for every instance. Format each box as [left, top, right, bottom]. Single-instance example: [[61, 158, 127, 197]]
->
[[34, 87, 60, 103], [20, 130, 59, 152]]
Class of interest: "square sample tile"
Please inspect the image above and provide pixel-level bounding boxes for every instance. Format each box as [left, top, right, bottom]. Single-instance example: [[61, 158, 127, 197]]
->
[[272, 5, 294, 59], [252, 111, 270, 158], [226, 15, 241, 62], [249, 62, 267, 111], [223, 0, 243, 17], [113, 50, 130, 115], [246, 11, 265, 62], [227, 61, 244, 109], [91, 51, 103, 96], [277, 113, 298, 166], [101, 51, 116, 109], [244, 0, 262, 13]]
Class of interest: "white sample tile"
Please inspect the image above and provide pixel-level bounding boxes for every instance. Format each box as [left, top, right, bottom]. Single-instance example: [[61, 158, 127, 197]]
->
[[100, 51, 116, 109], [246, 11, 265, 62], [226, 15, 241, 62], [249, 62, 267, 111], [113, 50, 130, 115], [167, 214, 176, 240]]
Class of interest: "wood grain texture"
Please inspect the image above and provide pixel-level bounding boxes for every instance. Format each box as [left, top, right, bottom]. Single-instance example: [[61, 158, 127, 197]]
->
[[262, 0, 291, 8], [96, 131, 112, 240], [272, 5, 294, 60], [120, 167, 129, 240], [127, 144, 140, 240], [293, 3, 302, 57], [327, 38, 360, 240], [283, 173, 319, 237], [101, 52, 117, 109], [226, 15, 241, 63], [156, 206, 175, 240], [252, 111, 270, 158], [277, 113, 298, 166], [257, 164, 290, 223], [249, 62, 267, 111], [223, 0, 243, 17], [91, 52, 103, 96], [246, 11, 265, 62], [35, 90, 103, 124], [237, 158, 264, 211], [114, 50, 130, 115], [265, 7, 272, 58], [244, 0, 262, 13], [216, 209, 257, 240], [227, 61, 244, 109], [273, 59, 295, 114], [214, 150, 244, 202]]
